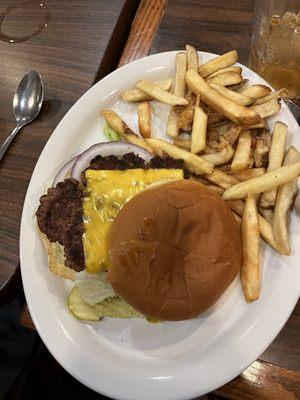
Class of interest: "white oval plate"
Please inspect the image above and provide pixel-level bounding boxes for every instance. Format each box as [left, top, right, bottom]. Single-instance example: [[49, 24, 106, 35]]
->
[[20, 52, 300, 400]]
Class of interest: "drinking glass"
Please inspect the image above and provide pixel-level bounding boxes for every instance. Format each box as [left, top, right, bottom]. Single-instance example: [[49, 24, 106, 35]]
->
[[249, 0, 300, 100]]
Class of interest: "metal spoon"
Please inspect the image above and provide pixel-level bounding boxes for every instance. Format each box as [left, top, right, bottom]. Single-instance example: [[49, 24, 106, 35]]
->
[[0, 70, 44, 162]]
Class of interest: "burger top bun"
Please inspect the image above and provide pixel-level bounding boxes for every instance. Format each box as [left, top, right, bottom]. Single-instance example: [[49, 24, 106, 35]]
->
[[108, 180, 242, 321]]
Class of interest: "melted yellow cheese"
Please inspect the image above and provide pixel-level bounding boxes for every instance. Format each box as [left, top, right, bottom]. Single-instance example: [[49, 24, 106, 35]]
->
[[83, 169, 184, 273]]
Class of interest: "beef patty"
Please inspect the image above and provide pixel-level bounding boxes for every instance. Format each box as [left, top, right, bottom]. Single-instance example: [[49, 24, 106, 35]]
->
[[36, 154, 185, 272]]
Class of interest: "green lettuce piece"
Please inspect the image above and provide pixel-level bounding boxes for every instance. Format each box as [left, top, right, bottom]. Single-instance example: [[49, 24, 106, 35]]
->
[[103, 124, 121, 141]]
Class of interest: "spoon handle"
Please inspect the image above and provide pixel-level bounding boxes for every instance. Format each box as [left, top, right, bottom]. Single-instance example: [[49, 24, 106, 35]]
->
[[0, 125, 22, 162]]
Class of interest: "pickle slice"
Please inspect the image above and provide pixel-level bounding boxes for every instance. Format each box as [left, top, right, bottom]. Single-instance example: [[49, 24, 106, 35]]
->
[[68, 285, 142, 321]]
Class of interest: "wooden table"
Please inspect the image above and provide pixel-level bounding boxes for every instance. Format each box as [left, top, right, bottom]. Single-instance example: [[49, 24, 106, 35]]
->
[[1, 1, 299, 399]]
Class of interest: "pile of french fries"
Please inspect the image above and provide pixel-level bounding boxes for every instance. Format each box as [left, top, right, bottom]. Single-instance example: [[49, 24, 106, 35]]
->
[[101, 46, 300, 303]]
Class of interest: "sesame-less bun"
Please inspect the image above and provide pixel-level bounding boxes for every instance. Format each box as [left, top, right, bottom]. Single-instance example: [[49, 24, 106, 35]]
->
[[108, 180, 242, 321]]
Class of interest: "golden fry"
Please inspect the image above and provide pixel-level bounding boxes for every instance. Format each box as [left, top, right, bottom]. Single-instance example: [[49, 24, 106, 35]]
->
[[137, 101, 152, 138], [198, 50, 238, 78], [229, 79, 249, 92], [136, 80, 188, 106], [202, 144, 234, 165], [174, 52, 187, 97], [223, 161, 300, 200], [231, 131, 252, 173], [207, 72, 243, 87], [260, 122, 287, 208], [207, 66, 242, 78], [102, 110, 123, 133], [166, 53, 187, 137], [101, 110, 153, 153], [186, 44, 199, 71], [185, 69, 261, 125], [146, 138, 214, 175], [241, 194, 260, 302], [273, 146, 300, 255], [191, 104, 207, 154], [255, 88, 288, 105], [231, 167, 266, 181], [204, 168, 239, 189], [239, 84, 271, 99], [228, 199, 279, 251], [166, 110, 179, 138], [189, 176, 224, 194], [121, 79, 172, 102], [250, 98, 281, 119], [245, 121, 266, 129], [258, 207, 273, 223], [174, 138, 191, 151], [210, 83, 255, 106]]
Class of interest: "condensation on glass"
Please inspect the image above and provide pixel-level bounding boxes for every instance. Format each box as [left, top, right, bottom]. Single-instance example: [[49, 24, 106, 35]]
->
[[249, 0, 300, 99]]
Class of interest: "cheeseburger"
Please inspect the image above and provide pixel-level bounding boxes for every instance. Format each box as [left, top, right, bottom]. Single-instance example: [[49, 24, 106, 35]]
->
[[36, 141, 241, 322]]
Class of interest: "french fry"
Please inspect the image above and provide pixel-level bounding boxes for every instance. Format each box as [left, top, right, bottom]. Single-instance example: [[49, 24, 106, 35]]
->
[[186, 45, 199, 96], [198, 50, 238, 78], [231, 167, 266, 181], [245, 121, 266, 129], [260, 122, 287, 208], [137, 101, 152, 138], [250, 98, 281, 119], [121, 79, 172, 102], [173, 52, 187, 97], [207, 66, 242, 78], [228, 199, 279, 251], [241, 194, 260, 302], [146, 138, 214, 175], [101, 110, 153, 153], [207, 72, 243, 87], [202, 144, 234, 165], [185, 69, 261, 125], [258, 207, 273, 223], [231, 131, 252, 173], [254, 88, 288, 105], [167, 110, 180, 138], [191, 103, 207, 154], [223, 161, 300, 200], [210, 83, 255, 106], [102, 110, 123, 133], [167, 53, 187, 137], [186, 44, 199, 71], [229, 79, 249, 92], [189, 176, 224, 194], [258, 213, 278, 251], [273, 146, 300, 255], [239, 84, 271, 99], [136, 80, 188, 106], [174, 138, 191, 151], [204, 168, 239, 189]]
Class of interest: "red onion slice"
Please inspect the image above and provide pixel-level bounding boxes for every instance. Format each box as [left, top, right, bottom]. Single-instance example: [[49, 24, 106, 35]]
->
[[52, 156, 78, 187], [70, 142, 153, 182]]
